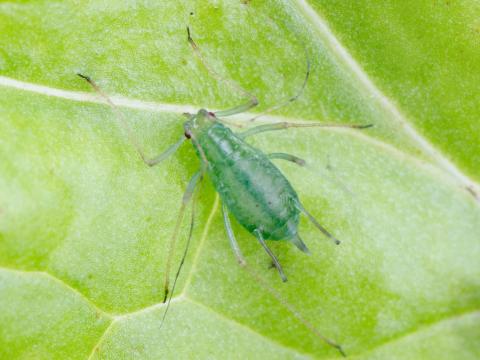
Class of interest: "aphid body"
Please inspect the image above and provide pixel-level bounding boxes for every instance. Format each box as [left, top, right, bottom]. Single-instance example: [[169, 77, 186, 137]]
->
[[182, 107, 351, 281], [187, 110, 300, 243]]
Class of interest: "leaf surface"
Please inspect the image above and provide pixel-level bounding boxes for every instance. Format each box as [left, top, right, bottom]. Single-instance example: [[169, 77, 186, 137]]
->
[[0, 1, 479, 359]]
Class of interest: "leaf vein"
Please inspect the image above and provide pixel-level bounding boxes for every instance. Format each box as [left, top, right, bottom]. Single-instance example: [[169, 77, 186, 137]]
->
[[295, 0, 480, 202], [0, 267, 113, 317], [356, 308, 480, 357], [185, 296, 314, 359]]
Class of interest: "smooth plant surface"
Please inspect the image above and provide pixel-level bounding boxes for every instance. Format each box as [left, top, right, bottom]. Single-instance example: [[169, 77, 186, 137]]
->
[[0, 1, 479, 359]]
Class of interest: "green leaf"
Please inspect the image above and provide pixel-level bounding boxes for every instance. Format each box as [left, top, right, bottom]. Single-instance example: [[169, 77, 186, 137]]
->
[[0, 1, 479, 359]]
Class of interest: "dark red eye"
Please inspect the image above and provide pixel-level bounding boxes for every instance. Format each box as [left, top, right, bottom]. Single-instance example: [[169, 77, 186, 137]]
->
[[208, 111, 216, 118], [184, 131, 192, 139]]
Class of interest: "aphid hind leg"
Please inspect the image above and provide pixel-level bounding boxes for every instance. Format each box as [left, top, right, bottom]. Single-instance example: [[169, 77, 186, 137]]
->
[[242, 263, 346, 357], [268, 153, 305, 166], [239, 121, 373, 139], [77, 74, 186, 167], [186, 27, 258, 117], [163, 170, 203, 302], [295, 200, 340, 246], [222, 203, 247, 266], [218, 199, 345, 356], [253, 229, 287, 282]]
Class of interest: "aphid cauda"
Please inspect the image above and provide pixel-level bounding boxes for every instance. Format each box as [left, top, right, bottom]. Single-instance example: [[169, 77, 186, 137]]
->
[[78, 27, 371, 356]]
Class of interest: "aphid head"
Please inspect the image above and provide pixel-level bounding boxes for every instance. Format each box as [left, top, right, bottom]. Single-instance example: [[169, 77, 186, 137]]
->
[[183, 109, 216, 139]]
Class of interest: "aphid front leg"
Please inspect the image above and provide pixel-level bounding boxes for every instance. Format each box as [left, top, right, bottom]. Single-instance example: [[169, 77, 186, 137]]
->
[[77, 74, 186, 167], [222, 203, 246, 266], [268, 153, 306, 166], [253, 229, 287, 282], [163, 169, 203, 302], [144, 136, 186, 167]]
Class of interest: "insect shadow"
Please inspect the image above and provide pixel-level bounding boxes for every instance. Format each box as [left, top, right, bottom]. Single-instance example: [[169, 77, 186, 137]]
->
[[78, 26, 372, 357]]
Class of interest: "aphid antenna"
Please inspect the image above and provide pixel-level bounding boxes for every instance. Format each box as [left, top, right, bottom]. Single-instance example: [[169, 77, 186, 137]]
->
[[77, 73, 187, 167], [248, 43, 311, 122], [77, 73, 146, 160], [186, 26, 259, 118]]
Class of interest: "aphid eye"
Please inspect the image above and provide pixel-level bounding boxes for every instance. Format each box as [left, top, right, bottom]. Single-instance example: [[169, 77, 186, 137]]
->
[[208, 111, 216, 119], [184, 131, 192, 139]]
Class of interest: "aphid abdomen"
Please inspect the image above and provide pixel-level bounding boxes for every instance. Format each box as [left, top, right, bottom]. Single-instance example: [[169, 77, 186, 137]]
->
[[195, 122, 300, 241]]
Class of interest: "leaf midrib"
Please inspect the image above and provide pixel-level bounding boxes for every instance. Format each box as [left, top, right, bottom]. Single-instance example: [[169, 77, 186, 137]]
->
[[0, 75, 473, 203]]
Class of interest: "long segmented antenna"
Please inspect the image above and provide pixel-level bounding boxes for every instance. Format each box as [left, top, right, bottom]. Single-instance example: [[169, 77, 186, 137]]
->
[[186, 27, 259, 117], [77, 73, 186, 167], [249, 45, 311, 122], [77, 74, 147, 162], [160, 173, 202, 328]]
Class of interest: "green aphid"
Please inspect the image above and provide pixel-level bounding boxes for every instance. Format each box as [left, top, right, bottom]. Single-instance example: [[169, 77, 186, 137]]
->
[[186, 109, 345, 274], [79, 27, 371, 356]]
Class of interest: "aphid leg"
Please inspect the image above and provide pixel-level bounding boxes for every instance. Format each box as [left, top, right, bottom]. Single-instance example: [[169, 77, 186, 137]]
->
[[239, 121, 373, 139], [244, 266, 346, 357], [221, 200, 344, 355], [186, 27, 259, 117], [268, 153, 306, 166], [291, 233, 310, 254], [159, 173, 202, 328], [295, 200, 341, 246], [145, 136, 187, 167], [214, 99, 259, 117], [163, 170, 203, 302], [77, 74, 186, 167], [253, 229, 287, 282], [222, 203, 247, 266]]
